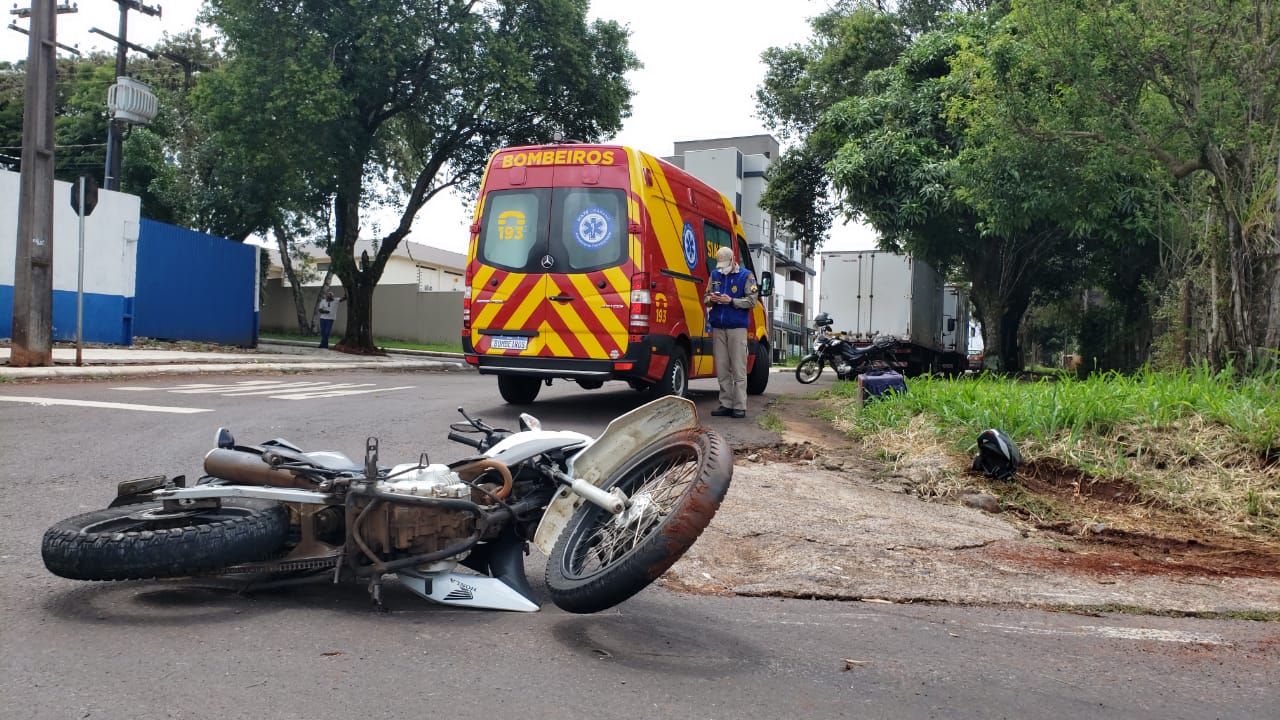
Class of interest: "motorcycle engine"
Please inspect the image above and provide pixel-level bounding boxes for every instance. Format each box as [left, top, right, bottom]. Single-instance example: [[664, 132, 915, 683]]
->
[[358, 464, 475, 557]]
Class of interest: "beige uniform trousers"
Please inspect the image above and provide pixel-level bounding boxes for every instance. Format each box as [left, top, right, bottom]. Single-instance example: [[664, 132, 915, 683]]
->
[[713, 326, 748, 411]]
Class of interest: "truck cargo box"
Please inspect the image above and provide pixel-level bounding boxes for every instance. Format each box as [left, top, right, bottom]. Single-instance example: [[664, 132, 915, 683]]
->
[[817, 251, 943, 352], [941, 284, 969, 357]]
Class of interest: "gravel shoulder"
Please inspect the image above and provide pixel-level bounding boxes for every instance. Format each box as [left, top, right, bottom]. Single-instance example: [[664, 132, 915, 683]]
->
[[665, 396, 1280, 616]]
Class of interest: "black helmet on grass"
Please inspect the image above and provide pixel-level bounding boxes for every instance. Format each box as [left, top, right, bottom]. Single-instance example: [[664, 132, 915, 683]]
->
[[972, 428, 1022, 480]]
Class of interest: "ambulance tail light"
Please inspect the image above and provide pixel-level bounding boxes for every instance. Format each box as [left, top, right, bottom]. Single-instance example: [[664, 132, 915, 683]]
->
[[462, 284, 472, 330], [629, 273, 651, 335]]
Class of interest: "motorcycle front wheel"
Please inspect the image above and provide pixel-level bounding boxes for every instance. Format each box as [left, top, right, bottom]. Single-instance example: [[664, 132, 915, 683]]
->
[[795, 355, 823, 384], [42, 498, 289, 581], [545, 427, 732, 613]]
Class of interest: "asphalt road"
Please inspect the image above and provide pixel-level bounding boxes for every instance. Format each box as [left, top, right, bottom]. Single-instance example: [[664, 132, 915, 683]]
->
[[0, 369, 1276, 719]]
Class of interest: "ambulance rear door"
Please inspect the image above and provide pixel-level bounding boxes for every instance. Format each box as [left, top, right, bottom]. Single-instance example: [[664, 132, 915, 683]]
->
[[469, 157, 632, 361], [538, 162, 633, 362]]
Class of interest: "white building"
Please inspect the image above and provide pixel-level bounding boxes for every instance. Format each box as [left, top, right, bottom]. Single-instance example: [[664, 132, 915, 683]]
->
[[265, 238, 466, 293], [666, 135, 815, 359]]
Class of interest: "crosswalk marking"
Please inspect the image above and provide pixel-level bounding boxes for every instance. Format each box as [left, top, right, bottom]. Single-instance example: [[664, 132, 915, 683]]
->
[[114, 380, 416, 401], [0, 396, 211, 414]]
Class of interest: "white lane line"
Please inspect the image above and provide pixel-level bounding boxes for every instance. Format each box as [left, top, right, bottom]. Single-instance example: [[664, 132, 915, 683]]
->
[[979, 623, 1226, 645], [222, 382, 352, 396], [112, 381, 413, 400], [1081, 626, 1227, 644], [0, 396, 212, 414], [271, 385, 416, 400]]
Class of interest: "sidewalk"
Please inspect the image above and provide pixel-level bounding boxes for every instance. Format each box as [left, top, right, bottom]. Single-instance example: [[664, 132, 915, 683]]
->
[[0, 340, 466, 380]]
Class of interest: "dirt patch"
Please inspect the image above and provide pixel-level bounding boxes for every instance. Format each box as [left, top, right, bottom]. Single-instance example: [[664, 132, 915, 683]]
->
[[665, 394, 1280, 615]]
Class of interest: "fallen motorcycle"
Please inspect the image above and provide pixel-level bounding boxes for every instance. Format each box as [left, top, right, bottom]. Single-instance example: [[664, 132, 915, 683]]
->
[[41, 396, 731, 614], [795, 312, 899, 384]]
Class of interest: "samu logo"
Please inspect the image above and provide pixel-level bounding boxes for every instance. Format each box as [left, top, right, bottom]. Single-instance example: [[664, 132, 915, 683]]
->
[[574, 207, 614, 250], [681, 222, 698, 270]]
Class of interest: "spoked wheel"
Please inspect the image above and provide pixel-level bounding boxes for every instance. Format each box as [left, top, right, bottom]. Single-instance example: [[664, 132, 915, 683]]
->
[[546, 427, 732, 613], [42, 499, 289, 581], [795, 355, 823, 384]]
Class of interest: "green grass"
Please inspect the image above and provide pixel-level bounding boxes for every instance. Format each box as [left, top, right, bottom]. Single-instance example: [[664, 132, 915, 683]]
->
[[826, 365, 1280, 539], [757, 410, 785, 432], [260, 332, 462, 355]]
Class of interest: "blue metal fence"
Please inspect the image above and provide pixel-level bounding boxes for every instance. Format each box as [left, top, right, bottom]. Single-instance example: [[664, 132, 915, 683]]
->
[[133, 220, 259, 347]]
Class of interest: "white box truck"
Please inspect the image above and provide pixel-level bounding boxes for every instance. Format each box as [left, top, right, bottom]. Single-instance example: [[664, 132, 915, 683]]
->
[[817, 251, 967, 375]]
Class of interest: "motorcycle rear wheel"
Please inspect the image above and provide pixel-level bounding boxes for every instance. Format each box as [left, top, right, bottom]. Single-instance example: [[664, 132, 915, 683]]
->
[[795, 355, 823, 384], [42, 499, 289, 581], [545, 427, 732, 613]]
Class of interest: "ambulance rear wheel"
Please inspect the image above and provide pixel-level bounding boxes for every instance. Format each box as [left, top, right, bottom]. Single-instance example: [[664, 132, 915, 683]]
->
[[498, 375, 541, 405], [746, 343, 770, 395], [651, 348, 688, 398]]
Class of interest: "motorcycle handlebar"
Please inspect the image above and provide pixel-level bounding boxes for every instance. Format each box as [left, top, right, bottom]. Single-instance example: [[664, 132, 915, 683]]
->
[[448, 431, 485, 450]]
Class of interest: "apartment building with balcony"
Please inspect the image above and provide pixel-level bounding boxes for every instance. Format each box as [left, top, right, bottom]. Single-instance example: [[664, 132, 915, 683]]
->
[[666, 135, 815, 359]]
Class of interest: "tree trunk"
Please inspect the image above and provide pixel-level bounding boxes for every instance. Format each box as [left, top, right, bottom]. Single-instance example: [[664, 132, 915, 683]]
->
[[1181, 277, 1194, 368], [963, 235, 1038, 374], [341, 276, 377, 352], [272, 218, 313, 334], [1208, 225, 1223, 372], [331, 168, 383, 353], [1266, 257, 1280, 352]]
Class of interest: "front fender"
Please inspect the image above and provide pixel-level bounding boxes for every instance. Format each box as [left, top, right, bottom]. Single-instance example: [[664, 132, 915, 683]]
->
[[532, 395, 700, 555]]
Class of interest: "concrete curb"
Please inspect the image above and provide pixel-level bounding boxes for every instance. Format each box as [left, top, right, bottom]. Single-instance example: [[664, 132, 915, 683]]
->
[[258, 338, 465, 361], [0, 358, 466, 380]]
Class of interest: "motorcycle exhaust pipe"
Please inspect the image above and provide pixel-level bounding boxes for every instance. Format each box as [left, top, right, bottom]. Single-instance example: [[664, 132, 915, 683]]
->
[[203, 448, 313, 488]]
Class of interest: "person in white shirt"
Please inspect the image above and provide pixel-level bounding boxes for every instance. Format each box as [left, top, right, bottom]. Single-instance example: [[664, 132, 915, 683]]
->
[[317, 291, 345, 348]]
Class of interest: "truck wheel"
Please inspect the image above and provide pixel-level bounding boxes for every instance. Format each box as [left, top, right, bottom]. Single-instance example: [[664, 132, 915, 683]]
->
[[746, 343, 770, 395], [650, 348, 688, 398], [498, 375, 541, 404]]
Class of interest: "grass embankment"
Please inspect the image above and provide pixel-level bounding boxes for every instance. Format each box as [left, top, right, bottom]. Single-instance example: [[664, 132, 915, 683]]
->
[[260, 332, 462, 355], [827, 367, 1280, 541]]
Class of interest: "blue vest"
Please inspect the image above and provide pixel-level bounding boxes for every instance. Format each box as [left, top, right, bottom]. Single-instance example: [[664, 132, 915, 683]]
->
[[708, 267, 752, 329]]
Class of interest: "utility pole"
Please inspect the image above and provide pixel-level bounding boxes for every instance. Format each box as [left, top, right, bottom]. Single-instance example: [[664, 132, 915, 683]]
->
[[9, 0, 77, 367], [102, 0, 160, 191]]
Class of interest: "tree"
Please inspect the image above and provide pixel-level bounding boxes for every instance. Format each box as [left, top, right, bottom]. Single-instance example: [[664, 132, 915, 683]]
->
[[759, 1, 1184, 371], [760, 5, 1081, 371], [202, 0, 639, 352], [991, 0, 1280, 368], [756, 4, 909, 255], [827, 19, 1093, 371]]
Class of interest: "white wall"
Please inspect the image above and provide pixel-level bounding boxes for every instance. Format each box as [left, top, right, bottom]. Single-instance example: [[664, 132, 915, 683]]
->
[[1, 169, 141, 297]]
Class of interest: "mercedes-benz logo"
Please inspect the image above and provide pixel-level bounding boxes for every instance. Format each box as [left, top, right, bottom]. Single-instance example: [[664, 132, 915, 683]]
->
[[540, 254, 555, 269]]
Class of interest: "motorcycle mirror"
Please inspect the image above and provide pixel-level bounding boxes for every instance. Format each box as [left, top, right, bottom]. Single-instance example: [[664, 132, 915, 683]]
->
[[519, 413, 542, 432], [216, 427, 235, 449], [457, 406, 482, 429]]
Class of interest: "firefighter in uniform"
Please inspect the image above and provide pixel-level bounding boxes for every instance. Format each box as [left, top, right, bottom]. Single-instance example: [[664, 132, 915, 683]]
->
[[704, 246, 759, 418]]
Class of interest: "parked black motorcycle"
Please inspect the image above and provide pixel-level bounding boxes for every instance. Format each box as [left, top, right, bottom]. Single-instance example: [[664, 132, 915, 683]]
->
[[795, 313, 899, 384]]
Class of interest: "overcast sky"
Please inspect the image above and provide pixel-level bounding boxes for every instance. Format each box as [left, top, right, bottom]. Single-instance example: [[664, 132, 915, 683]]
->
[[3, 0, 875, 255]]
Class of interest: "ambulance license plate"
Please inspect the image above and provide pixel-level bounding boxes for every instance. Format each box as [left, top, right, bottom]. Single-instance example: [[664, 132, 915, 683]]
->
[[490, 336, 529, 351]]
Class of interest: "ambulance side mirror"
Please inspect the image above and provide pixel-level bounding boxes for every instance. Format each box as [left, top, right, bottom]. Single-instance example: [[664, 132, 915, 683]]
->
[[758, 271, 773, 297]]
